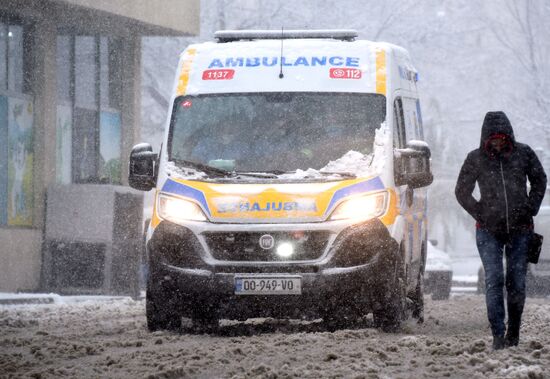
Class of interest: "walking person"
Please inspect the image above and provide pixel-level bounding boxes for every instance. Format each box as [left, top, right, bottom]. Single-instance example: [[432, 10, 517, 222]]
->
[[455, 111, 546, 350]]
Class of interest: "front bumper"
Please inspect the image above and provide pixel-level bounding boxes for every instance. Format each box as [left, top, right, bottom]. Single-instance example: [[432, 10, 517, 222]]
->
[[147, 218, 399, 319]]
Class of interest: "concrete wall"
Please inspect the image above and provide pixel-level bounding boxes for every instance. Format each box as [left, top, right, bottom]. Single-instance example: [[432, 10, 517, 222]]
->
[[0, 229, 42, 291], [59, 0, 200, 35]]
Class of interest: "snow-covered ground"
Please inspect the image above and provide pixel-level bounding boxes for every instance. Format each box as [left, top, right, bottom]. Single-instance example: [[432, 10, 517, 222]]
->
[[1, 295, 549, 378]]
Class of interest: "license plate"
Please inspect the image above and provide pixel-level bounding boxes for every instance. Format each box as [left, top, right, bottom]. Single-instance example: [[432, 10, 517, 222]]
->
[[234, 275, 302, 295]]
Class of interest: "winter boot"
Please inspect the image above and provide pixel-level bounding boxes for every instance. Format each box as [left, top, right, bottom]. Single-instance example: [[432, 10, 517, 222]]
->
[[492, 335, 506, 350], [505, 323, 520, 347]]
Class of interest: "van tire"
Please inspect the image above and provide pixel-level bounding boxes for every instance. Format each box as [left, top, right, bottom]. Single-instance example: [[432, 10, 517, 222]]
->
[[146, 291, 182, 331], [373, 278, 405, 333], [191, 303, 219, 332], [410, 241, 426, 323], [373, 252, 406, 332], [410, 272, 425, 323], [146, 269, 181, 332], [322, 310, 358, 332], [191, 316, 219, 333]]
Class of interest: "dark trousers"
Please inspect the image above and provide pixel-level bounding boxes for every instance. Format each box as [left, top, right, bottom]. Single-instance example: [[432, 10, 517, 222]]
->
[[476, 228, 530, 337]]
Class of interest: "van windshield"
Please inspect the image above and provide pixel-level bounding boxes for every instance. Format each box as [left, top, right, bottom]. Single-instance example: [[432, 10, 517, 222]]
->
[[169, 92, 386, 173]]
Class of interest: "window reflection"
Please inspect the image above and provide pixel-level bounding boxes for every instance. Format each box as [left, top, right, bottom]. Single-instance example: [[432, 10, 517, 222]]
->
[[0, 23, 6, 90], [74, 36, 97, 109], [7, 24, 23, 93], [56, 34, 122, 185]]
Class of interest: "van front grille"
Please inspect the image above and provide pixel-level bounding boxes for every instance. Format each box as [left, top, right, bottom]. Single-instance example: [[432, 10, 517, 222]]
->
[[203, 231, 330, 262]]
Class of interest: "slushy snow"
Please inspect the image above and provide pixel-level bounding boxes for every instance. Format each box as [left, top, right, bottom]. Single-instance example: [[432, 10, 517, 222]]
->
[[2, 295, 550, 378]]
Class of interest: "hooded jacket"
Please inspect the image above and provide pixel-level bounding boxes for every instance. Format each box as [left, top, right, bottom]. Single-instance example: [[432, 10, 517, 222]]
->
[[455, 111, 547, 237]]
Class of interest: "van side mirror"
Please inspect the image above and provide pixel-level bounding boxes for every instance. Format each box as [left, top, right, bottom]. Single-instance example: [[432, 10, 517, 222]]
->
[[129, 143, 157, 191], [395, 140, 433, 189]]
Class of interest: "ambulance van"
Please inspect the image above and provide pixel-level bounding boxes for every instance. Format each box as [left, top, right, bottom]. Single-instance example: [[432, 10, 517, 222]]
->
[[129, 30, 433, 332]]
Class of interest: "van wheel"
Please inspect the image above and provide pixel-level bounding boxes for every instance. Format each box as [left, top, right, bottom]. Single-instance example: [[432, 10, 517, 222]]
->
[[410, 241, 426, 323], [191, 316, 219, 333], [373, 253, 406, 332], [373, 278, 405, 332], [146, 269, 181, 332], [322, 309, 358, 332], [410, 272, 425, 323]]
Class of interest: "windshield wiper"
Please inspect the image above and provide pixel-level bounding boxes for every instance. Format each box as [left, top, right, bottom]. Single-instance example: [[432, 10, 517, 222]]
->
[[236, 170, 356, 179], [234, 171, 280, 178], [318, 171, 357, 178], [172, 159, 234, 177]]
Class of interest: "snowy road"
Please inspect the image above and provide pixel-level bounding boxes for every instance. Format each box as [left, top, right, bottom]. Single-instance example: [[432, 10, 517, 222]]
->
[[1, 295, 549, 379]]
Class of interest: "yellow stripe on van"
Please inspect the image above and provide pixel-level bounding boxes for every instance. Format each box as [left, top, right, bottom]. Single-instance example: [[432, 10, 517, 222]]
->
[[375, 49, 386, 95], [379, 188, 398, 226], [151, 190, 162, 229], [176, 48, 197, 96]]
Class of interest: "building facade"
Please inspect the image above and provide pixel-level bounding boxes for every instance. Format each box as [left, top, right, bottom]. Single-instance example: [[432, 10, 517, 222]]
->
[[0, 0, 199, 292]]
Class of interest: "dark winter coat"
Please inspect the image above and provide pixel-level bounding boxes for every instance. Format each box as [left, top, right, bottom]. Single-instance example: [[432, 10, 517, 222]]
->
[[455, 111, 547, 238]]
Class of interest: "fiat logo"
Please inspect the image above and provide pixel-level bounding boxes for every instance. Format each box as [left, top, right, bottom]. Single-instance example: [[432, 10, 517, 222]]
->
[[259, 234, 275, 250]]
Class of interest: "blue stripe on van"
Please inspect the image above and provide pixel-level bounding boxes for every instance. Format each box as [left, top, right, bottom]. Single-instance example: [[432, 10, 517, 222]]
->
[[325, 177, 385, 215], [161, 179, 211, 215]]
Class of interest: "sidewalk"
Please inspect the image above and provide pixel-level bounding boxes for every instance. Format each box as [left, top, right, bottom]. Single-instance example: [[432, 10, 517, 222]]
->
[[0, 292, 138, 306]]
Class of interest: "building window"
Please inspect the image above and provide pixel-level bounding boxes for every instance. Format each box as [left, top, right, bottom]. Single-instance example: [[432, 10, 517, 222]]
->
[[0, 20, 32, 95], [0, 18, 34, 227], [56, 34, 122, 185], [56, 35, 72, 184], [56, 35, 72, 103], [7, 24, 23, 93], [0, 23, 7, 91]]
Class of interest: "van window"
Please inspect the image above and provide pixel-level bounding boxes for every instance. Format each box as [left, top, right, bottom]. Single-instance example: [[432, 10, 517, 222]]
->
[[393, 98, 406, 148], [168, 92, 386, 173], [402, 97, 422, 141]]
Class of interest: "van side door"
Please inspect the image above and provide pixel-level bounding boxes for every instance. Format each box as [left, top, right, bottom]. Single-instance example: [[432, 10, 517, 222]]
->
[[394, 96, 427, 289]]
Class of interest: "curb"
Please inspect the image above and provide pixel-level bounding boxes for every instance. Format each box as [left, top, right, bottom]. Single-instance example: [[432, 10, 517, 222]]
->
[[0, 296, 57, 305]]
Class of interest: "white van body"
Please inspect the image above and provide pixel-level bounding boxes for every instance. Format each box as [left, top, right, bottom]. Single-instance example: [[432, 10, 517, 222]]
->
[[129, 30, 432, 331]]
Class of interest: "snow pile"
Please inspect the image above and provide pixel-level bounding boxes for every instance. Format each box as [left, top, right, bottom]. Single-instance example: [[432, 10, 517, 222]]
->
[[165, 161, 207, 180], [281, 122, 390, 180], [320, 150, 373, 175], [370, 121, 391, 175], [498, 364, 544, 379], [277, 167, 345, 180], [426, 241, 453, 272]]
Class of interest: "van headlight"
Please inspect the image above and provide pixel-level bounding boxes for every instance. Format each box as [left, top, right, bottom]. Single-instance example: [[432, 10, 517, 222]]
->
[[158, 194, 207, 223], [329, 191, 388, 221]]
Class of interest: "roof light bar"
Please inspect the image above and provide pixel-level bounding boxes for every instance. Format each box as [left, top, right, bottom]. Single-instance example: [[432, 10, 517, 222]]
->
[[214, 30, 358, 43]]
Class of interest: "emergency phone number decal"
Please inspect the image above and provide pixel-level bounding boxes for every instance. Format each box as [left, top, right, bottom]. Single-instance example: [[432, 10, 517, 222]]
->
[[202, 69, 235, 80], [329, 68, 362, 79]]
